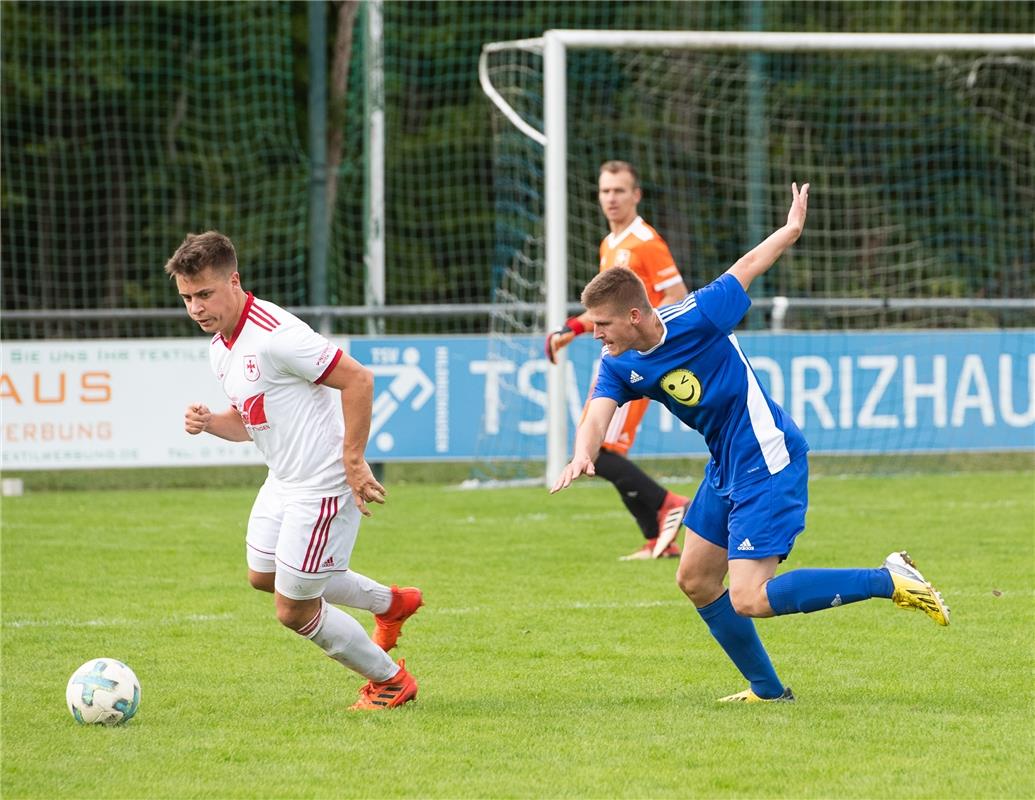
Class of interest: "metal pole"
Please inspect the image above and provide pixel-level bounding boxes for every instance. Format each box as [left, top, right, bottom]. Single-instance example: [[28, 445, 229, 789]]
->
[[550, 30, 1035, 53], [544, 31, 568, 486], [746, 0, 768, 311], [364, 0, 386, 335], [307, 0, 329, 316]]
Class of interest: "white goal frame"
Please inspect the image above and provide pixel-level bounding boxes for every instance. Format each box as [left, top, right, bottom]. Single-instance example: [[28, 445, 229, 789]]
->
[[479, 30, 1035, 485]]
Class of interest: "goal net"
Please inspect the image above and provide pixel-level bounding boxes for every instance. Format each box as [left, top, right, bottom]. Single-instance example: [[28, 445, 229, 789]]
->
[[479, 32, 1035, 482]]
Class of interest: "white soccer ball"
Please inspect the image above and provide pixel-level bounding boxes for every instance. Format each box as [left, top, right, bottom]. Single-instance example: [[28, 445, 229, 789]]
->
[[66, 658, 141, 725]]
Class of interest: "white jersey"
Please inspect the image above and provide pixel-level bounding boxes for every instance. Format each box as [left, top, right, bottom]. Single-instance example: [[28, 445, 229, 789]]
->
[[210, 293, 347, 496]]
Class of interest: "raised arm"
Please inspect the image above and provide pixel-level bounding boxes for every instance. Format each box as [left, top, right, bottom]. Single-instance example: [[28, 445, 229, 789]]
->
[[320, 353, 386, 517], [726, 182, 809, 292], [549, 396, 619, 494]]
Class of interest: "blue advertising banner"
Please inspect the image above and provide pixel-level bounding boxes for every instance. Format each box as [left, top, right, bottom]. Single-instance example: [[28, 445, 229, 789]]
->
[[349, 330, 1034, 461], [3, 331, 1031, 469]]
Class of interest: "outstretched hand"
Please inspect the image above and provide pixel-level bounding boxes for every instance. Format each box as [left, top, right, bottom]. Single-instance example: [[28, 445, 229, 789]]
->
[[549, 455, 596, 494], [786, 182, 810, 236]]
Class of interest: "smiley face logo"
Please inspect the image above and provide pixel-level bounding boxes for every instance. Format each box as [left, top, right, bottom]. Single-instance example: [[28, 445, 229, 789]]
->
[[660, 368, 702, 407]]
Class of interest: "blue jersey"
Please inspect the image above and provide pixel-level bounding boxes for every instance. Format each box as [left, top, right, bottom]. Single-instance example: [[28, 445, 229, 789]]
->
[[592, 273, 808, 496]]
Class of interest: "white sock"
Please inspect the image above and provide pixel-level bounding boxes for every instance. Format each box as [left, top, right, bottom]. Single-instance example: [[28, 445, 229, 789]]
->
[[299, 601, 397, 682], [322, 570, 393, 614]]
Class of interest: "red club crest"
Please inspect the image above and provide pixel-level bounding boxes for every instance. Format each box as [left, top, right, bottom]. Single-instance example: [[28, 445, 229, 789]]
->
[[243, 355, 260, 382]]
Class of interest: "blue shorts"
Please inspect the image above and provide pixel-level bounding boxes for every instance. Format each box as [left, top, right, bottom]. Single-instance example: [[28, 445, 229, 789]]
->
[[684, 457, 809, 561]]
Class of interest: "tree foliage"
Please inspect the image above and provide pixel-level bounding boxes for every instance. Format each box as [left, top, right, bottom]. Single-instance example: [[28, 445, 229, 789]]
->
[[2, 1, 1032, 338]]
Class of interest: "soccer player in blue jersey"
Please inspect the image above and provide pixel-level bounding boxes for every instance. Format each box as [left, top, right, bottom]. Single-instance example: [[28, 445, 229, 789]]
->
[[551, 183, 950, 702]]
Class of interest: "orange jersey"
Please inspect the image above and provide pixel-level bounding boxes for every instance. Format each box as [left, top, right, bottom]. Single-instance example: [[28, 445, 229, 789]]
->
[[592, 217, 684, 455], [599, 216, 683, 308]]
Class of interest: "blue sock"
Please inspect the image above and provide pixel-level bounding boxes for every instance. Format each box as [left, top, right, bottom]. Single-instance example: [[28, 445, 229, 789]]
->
[[766, 568, 894, 615], [696, 590, 783, 699]]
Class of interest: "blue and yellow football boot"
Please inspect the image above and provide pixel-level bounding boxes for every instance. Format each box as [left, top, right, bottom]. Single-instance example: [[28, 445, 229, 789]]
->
[[718, 687, 795, 703], [883, 551, 950, 626]]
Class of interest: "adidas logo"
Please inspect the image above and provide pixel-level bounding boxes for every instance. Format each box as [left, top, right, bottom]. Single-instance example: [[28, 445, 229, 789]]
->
[[320, 556, 335, 568], [737, 538, 754, 551], [830, 594, 842, 607], [630, 370, 643, 383]]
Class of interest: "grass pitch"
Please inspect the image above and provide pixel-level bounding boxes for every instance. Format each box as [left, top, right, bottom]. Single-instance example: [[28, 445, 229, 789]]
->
[[2, 468, 1033, 799]]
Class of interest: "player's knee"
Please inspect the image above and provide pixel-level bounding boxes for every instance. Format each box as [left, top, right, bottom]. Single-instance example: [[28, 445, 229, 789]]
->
[[674, 565, 695, 597], [274, 601, 306, 630], [728, 584, 767, 617], [676, 563, 718, 604], [248, 570, 275, 593]]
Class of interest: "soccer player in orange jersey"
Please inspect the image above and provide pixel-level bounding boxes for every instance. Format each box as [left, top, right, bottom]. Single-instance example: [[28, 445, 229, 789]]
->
[[546, 161, 692, 560]]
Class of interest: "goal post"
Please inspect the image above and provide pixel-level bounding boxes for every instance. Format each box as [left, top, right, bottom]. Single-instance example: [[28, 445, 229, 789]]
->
[[479, 30, 1035, 485], [543, 32, 570, 491]]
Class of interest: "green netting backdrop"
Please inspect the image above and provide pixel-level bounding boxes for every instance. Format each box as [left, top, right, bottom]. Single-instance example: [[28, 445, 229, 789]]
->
[[3, 2, 309, 337], [2, 0, 1033, 341], [487, 46, 1034, 335]]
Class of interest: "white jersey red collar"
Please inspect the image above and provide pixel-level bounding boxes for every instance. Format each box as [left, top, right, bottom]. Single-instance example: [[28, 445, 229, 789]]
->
[[219, 292, 280, 350]]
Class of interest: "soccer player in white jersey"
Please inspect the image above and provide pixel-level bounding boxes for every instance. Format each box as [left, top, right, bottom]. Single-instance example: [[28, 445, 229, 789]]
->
[[165, 231, 422, 711], [551, 184, 950, 702]]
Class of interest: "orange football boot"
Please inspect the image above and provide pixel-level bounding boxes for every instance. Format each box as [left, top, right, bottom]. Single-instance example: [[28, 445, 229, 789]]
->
[[372, 585, 423, 651], [349, 660, 418, 710], [652, 492, 689, 558]]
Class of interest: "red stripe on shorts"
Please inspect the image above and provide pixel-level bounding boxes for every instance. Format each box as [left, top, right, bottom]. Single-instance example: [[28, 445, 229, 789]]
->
[[307, 497, 338, 572], [302, 498, 329, 572], [302, 497, 339, 573]]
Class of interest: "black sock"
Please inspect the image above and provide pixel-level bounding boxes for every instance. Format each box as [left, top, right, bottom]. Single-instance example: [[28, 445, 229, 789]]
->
[[594, 450, 668, 540]]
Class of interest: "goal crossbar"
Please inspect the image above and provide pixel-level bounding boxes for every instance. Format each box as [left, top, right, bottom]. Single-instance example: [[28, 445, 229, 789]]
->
[[545, 30, 1035, 52], [479, 31, 1035, 145]]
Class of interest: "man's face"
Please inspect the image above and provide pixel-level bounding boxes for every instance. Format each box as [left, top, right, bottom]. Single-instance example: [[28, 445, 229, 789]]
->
[[598, 169, 641, 228], [175, 267, 242, 338], [588, 301, 640, 357]]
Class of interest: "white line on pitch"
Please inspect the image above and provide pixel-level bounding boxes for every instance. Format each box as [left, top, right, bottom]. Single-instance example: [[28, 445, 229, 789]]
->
[[4, 612, 236, 629], [432, 599, 688, 616]]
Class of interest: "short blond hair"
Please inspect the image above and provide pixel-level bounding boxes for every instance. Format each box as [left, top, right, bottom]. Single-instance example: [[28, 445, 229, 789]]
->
[[599, 160, 640, 189], [581, 267, 650, 312]]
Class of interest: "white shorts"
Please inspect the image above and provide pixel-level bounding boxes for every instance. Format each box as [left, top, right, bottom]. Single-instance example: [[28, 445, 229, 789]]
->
[[245, 479, 360, 601]]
